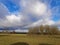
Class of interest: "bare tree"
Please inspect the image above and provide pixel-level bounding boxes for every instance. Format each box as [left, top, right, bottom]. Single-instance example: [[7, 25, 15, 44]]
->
[[28, 26, 39, 35], [28, 25, 59, 35], [39, 25, 44, 34], [50, 26, 59, 35], [28, 27, 33, 35], [13, 30, 15, 34], [44, 25, 50, 34], [32, 26, 39, 34]]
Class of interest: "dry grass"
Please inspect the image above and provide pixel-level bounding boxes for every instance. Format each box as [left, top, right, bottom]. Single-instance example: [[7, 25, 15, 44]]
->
[[0, 34, 60, 45]]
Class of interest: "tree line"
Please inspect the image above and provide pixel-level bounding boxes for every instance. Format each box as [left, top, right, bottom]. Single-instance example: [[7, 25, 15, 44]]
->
[[28, 25, 60, 35]]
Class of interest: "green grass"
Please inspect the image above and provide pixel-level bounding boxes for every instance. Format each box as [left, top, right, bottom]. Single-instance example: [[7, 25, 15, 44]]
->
[[0, 34, 60, 45]]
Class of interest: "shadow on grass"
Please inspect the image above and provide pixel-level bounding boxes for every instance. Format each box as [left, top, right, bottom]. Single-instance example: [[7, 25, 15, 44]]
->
[[0, 35, 9, 37], [11, 42, 29, 45], [39, 43, 53, 45]]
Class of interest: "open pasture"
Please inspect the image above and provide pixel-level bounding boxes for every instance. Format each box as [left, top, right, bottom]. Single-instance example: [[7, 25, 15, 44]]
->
[[0, 34, 60, 45]]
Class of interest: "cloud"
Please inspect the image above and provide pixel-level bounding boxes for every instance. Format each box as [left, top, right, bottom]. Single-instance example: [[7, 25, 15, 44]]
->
[[20, 0, 49, 16], [27, 1, 47, 15], [9, 0, 52, 17], [25, 19, 55, 28], [55, 21, 60, 27], [0, 14, 24, 27], [0, 3, 20, 27], [0, 13, 34, 28], [0, 3, 11, 28], [6, 14, 22, 26], [15, 29, 28, 32], [6, 15, 21, 23], [4, 0, 52, 28], [0, 3, 10, 19], [0, 0, 59, 30], [19, 0, 52, 27]]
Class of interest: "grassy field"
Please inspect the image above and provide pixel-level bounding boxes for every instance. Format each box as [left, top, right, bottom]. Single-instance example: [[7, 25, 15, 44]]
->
[[0, 34, 60, 45]]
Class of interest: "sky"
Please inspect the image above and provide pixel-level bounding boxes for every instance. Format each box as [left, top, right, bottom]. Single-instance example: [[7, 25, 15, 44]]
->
[[0, 0, 60, 31]]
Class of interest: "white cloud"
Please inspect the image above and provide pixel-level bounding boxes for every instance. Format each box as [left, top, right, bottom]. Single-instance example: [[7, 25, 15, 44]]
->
[[42, 19, 55, 25], [0, 14, 22, 27], [15, 29, 28, 32], [29, 2, 47, 15], [0, 14, 33, 27], [20, 0, 49, 16], [5, 14, 23, 27], [19, 0, 52, 27], [55, 21, 60, 26], [27, 19, 55, 27], [0, 0, 56, 29], [8, 0, 52, 28], [6, 15, 21, 23]]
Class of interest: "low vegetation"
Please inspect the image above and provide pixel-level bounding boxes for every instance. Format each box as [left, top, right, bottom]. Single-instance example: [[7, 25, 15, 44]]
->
[[0, 34, 60, 45]]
